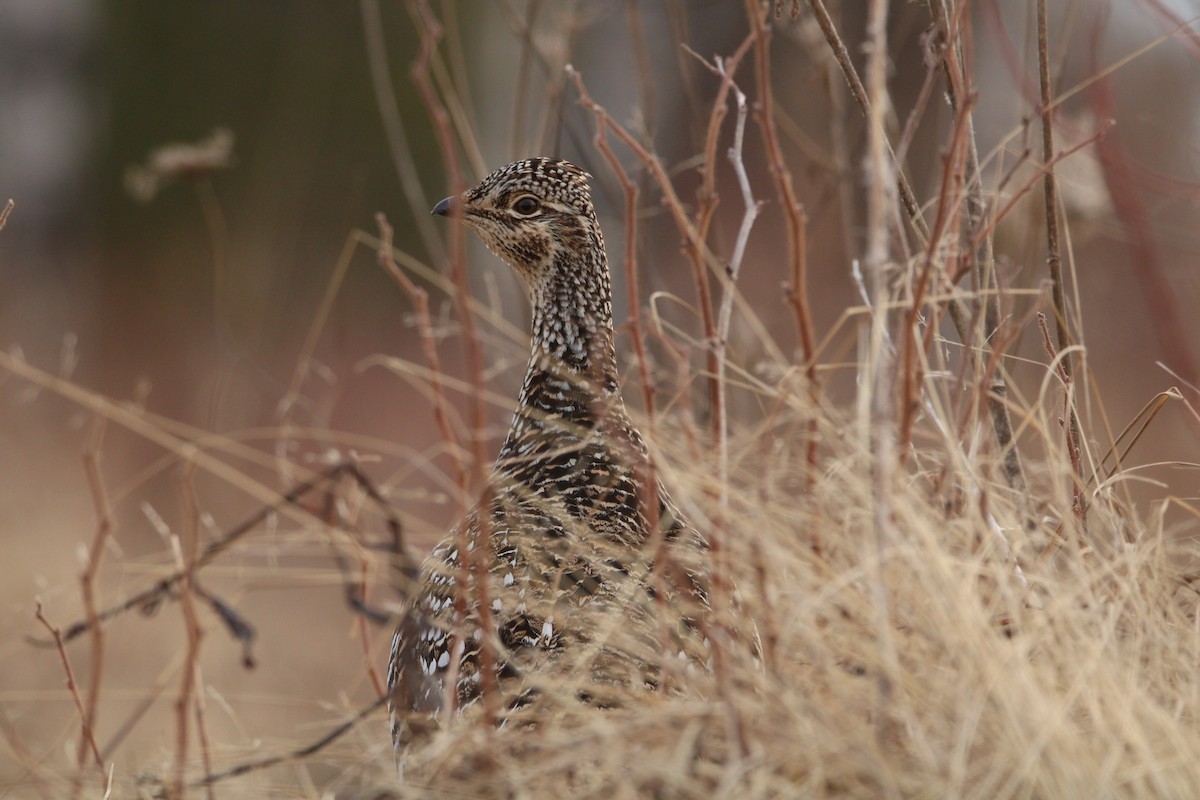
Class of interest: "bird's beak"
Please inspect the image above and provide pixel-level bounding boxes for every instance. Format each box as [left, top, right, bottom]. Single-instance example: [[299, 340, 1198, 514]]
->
[[431, 196, 458, 216]]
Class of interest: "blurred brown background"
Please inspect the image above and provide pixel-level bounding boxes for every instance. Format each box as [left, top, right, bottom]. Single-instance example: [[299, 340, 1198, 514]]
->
[[2, 0, 1199, 790]]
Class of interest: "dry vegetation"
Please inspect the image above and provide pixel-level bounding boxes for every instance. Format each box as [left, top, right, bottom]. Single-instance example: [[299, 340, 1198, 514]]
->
[[4, 1, 1200, 798]]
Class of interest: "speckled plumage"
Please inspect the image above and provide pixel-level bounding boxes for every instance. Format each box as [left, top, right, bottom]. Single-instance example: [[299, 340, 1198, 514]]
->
[[386, 159, 706, 756]]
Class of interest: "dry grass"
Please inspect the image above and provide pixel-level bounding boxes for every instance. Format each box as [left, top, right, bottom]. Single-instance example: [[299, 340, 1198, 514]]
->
[[4, 1, 1200, 798]]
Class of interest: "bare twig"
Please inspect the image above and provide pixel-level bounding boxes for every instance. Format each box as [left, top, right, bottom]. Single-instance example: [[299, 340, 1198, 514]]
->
[[712, 56, 758, 761], [30, 461, 407, 648], [33, 604, 103, 771], [969, 121, 1112, 254], [376, 212, 466, 581], [409, 0, 501, 722], [1089, 59, 1200, 413], [1037, 312, 1086, 543], [566, 65, 722, 418], [1033, 4, 1067, 336], [806, 0, 927, 238], [714, 62, 759, 513], [625, 0, 657, 137], [171, 465, 205, 800], [743, 0, 824, 498], [191, 661, 215, 800], [76, 417, 113, 783], [744, 0, 816, 364], [897, 42, 975, 463], [863, 1, 900, 791], [508, 0, 542, 157], [684, 29, 755, 430], [922, 0, 1034, 500], [0, 712, 52, 800], [195, 695, 391, 787], [1037, 0, 1088, 536], [360, 0, 445, 266]]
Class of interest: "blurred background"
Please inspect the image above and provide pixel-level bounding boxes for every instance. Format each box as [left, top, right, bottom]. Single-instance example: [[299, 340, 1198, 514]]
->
[[2, 0, 1199, 791]]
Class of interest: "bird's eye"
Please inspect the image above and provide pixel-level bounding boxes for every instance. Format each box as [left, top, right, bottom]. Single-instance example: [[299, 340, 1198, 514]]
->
[[512, 196, 540, 216]]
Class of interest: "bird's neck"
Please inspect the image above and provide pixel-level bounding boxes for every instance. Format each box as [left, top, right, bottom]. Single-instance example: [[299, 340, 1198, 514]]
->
[[518, 252, 620, 415], [497, 249, 649, 515]]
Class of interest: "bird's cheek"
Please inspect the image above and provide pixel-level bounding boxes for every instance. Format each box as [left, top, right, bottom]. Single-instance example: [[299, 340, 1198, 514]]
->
[[511, 236, 552, 269]]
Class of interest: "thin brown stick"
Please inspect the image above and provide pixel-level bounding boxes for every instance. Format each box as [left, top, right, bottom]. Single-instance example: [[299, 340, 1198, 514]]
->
[[712, 58, 758, 760], [0, 198, 15, 230], [582, 92, 657, 429], [33, 462, 407, 647], [508, 0, 542, 158], [1037, 0, 1087, 536], [898, 83, 974, 462], [0, 712, 52, 800], [968, 121, 1112, 254], [682, 33, 755, 420], [893, 60, 938, 170], [172, 464, 205, 799], [863, 1, 902, 790], [77, 416, 112, 782], [806, 0, 928, 238], [359, 0, 445, 266], [191, 662, 215, 800], [410, 0, 501, 722], [33, 604, 103, 771], [625, 0, 656, 137], [196, 695, 391, 787], [745, 0, 816, 365], [925, 0, 1034, 498], [375, 213, 467, 527], [681, 32, 756, 459], [743, 0, 825, 498], [1037, 312, 1086, 543], [566, 66, 721, 419], [575, 83, 674, 669]]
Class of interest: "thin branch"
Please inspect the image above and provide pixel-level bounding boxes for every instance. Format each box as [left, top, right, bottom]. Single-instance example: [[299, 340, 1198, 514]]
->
[[1037, 0, 1088, 536], [863, 1, 900, 791], [712, 56, 758, 760], [1037, 312, 1086, 545], [195, 695, 391, 787], [30, 462, 408, 648], [715, 61, 760, 510], [409, 0, 501, 721], [566, 65, 722, 418], [171, 465, 205, 800], [76, 416, 113, 783], [925, 0, 1032, 497], [359, 0, 445, 265], [806, 0, 928, 238], [33, 604, 103, 771], [745, 0, 816, 363], [743, 0, 823, 496], [376, 212, 468, 570]]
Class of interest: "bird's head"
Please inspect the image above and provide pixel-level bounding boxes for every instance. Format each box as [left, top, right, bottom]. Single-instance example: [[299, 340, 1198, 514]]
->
[[432, 158, 603, 286]]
